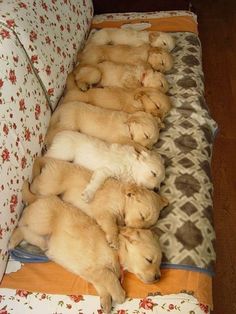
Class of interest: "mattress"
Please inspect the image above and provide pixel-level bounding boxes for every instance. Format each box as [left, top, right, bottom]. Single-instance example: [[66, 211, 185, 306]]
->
[[0, 10, 217, 314]]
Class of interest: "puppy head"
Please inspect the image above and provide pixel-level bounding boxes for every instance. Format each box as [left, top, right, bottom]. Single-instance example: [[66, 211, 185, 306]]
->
[[142, 70, 169, 93], [126, 112, 160, 147], [119, 227, 162, 283], [149, 32, 175, 52], [132, 150, 165, 190], [145, 90, 172, 119], [148, 48, 174, 72], [136, 89, 172, 118], [123, 185, 169, 228]]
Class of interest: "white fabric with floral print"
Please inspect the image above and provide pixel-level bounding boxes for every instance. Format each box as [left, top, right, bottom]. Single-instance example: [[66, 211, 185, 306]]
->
[[0, 289, 209, 314], [0, 0, 93, 281]]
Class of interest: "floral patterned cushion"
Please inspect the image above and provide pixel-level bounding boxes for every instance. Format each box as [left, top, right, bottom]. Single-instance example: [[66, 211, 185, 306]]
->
[[0, 0, 93, 281], [0, 0, 93, 110]]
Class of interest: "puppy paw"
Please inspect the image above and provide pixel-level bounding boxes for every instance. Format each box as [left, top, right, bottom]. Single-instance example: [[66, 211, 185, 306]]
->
[[134, 91, 144, 100], [100, 295, 112, 314], [81, 189, 94, 203], [106, 234, 119, 250], [114, 288, 126, 304], [76, 81, 89, 91]]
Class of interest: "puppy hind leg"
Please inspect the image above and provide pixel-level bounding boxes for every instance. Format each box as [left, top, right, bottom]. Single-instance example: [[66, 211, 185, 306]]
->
[[91, 268, 125, 311], [74, 66, 101, 91], [22, 181, 37, 205], [8, 227, 24, 250], [22, 227, 48, 251]]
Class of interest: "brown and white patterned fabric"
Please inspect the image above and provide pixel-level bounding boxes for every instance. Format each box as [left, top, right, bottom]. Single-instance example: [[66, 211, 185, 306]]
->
[[0, 0, 93, 281], [153, 32, 217, 272]]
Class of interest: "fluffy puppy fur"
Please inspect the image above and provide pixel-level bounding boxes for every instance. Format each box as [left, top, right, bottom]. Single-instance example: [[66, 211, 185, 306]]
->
[[73, 61, 169, 93], [9, 185, 163, 312], [88, 28, 175, 52], [45, 131, 166, 202], [64, 73, 172, 118], [45, 100, 162, 148], [78, 44, 173, 73], [30, 157, 168, 248]]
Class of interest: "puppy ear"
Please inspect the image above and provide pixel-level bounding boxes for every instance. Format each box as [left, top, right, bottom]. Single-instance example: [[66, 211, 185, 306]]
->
[[149, 32, 160, 43], [160, 195, 169, 208], [120, 228, 141, 244], [125, 115, 139, 126], [134, 90, 145, 101], [124, 184, 138, 198]]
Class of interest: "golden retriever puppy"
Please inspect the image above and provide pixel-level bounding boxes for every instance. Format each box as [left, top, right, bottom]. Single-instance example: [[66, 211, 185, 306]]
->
[[45, 131, 166, 202], [9, 187, 125, 314], [45, 100, 162, 148], [78, 44, 173, 73], [64, 73, 172, 118], [9, 186, 163, 311], [88, 28, 175, 52], [73, 61, 169, 93], [30, 157, 168, 248]]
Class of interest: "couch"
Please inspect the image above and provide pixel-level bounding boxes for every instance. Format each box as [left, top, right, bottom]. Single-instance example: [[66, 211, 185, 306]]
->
[[0, 1, 217, 313]]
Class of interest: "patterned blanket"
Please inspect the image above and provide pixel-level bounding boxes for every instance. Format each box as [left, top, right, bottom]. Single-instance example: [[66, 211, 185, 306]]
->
[[153, 32, 217, 273]]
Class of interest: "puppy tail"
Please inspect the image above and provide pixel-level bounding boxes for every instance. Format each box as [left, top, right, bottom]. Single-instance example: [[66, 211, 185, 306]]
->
[[22, 180, 37, 205], [8, 227, 24, 250]]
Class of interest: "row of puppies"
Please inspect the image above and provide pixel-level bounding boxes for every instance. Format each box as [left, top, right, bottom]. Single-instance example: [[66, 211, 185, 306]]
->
[[9, 156, 167, 313], [10, 28, 175, 313], [74, 28, 175, 92]]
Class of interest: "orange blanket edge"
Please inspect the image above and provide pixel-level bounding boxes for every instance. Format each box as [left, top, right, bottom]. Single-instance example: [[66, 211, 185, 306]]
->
[[0, 262, 212, 308], [91, 15, 198, 34]]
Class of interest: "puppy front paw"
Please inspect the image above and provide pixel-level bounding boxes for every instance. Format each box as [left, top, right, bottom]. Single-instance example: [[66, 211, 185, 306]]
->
[[100, 295, 112, 314], [106, 234, 119, 250], [114, 288, 126, 304], [81, 189, 94, 203], [76, 81, 89, 91]]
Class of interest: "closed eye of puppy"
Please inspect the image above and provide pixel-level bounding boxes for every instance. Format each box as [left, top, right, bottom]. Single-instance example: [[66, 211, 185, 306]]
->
[[64, 73, 171, 118], [45, 131, 166, 202], [45, 100, 162, 148], [78, 44, 173, 73], [87, 28, 175, 51], [30, 157, 168, 249], [73, 62, 169, 93]]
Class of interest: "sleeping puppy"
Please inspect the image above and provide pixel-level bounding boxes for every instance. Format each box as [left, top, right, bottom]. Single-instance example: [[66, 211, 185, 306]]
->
[[45, 100, 162, 148], [73, 61, 169, 93], [45, 131, 166, 202], [64, 72, 172, 118], [87, 28, 175, 52], [9, 185, 163, 312], [30, 157, 168, 248], [78, 44, 173, 72]]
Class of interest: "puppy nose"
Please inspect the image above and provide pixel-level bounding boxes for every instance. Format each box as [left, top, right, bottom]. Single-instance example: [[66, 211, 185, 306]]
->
[[155, 274, 161, 281], [154, 187, 159, 193]]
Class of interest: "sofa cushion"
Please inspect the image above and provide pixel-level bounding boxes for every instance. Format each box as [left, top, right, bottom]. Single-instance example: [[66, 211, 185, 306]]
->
[[0, 0, 93, 282], [0, 0, 93, 110]]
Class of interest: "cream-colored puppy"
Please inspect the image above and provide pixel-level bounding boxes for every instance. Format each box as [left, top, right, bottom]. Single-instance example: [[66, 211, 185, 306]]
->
[[88, 28, 175, 51], [64, 73, 172, 118], [78, 44, 173, 72], [45, 100, 162, 148], [30, 157, 168, 248], [45, 131, 166, 202], [9, 186, 163, 312], [73, 61, 169, 93]]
